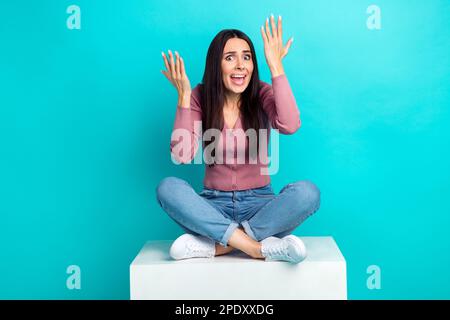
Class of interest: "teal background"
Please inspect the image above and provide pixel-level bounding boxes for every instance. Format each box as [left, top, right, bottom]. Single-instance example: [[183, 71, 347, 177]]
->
[[1, 0, 449, 299]]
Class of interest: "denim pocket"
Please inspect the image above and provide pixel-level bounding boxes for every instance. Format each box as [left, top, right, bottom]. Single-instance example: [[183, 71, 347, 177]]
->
[[248, 184, 275, 198], [199, 188, 217, 198]]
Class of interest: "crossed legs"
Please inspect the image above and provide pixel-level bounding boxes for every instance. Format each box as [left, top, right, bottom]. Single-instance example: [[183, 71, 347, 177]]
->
[[215, 227, 263, 258]]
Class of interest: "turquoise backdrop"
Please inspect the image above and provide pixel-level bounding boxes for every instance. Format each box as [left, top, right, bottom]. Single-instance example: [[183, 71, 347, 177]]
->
[[1, 0, 449, 299]]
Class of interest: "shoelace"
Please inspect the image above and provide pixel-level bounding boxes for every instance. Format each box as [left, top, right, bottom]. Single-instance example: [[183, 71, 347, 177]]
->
[[265, 239, 289, 258], [186, 240, 210, 254]]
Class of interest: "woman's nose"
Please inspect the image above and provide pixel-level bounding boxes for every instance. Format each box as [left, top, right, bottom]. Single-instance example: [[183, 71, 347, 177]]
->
[[235, 58, 245, 70]]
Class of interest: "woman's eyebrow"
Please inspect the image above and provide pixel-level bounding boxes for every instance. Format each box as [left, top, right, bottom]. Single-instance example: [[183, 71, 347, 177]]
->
[[223, 50, 252, 55]]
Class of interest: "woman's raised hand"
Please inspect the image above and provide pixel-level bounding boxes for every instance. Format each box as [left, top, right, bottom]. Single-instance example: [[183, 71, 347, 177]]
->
[[260, 14, 293, 77], [161, 50, 192, 97]]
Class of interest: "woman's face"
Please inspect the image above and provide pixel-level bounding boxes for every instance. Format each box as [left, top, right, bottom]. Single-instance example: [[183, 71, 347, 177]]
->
[[221, 38, 254, 97]]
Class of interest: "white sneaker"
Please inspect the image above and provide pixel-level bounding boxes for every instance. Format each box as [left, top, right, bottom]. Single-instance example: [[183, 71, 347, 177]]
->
[[261, 235, 307, 264], [169, 234, 216, 260]]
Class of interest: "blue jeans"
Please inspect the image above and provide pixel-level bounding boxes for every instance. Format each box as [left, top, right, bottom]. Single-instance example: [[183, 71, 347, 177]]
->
[[156, 177, 321, 247]]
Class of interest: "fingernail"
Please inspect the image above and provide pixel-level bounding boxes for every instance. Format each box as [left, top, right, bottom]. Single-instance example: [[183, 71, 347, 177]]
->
[[271, 13, 274, 18], [175, 51, 178, 56], [291, 37, 294, 42], [161, 51, 165, 56], [279, 15, 282, 20]]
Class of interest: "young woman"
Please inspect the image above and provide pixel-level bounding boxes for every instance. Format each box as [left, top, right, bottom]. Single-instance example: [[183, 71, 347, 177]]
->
[[157, 15, 320, 264]]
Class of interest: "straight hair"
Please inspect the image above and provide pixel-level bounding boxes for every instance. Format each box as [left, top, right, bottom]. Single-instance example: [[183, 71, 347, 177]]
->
[[199, 29, 269, 165]]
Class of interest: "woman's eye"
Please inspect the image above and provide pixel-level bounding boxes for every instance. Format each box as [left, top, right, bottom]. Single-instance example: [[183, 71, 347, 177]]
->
[[225, 54, 251, 61]]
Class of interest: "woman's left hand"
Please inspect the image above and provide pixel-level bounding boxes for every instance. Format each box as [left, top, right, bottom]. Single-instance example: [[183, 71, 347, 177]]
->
[[260, 14, 294, 77]]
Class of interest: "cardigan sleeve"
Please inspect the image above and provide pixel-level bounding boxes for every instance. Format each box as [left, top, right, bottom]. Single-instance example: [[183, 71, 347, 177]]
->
[[170, 85, 203, 164], [259, 74, 301, 134]]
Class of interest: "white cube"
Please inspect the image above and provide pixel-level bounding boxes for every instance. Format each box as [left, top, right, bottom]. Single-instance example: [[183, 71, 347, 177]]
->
[[130, 236, 347, 300]]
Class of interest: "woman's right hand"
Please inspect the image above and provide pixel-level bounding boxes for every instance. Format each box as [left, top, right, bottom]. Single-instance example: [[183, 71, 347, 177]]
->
[[161, 50, 192, 107]]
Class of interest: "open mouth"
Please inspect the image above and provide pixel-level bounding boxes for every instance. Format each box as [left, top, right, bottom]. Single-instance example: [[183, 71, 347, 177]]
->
[[230, 74, 246, 86]]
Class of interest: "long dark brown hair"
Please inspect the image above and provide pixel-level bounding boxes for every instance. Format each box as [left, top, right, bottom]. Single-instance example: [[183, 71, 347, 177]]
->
[[199, 29, 269, 165]]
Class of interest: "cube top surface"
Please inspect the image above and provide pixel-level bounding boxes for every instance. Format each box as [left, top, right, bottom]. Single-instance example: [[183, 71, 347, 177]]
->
[[131, 236, 345, 266]]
